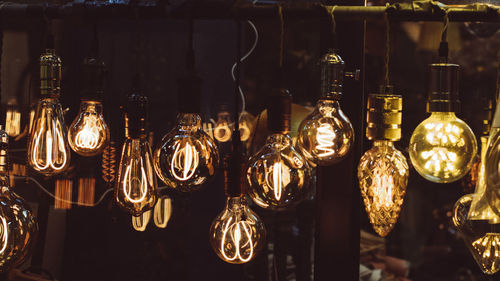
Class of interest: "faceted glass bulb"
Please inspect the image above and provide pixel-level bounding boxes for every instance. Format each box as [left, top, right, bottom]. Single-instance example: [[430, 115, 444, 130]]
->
[[132, 210, 151, 232], [68, 101, 110, 156], [239, 111, 255, 142], [453, 194, 500, 275], [27, 97, 71, 175], [213, 111, 232, 143], [246, 133, 311, 210], [0, 186, 38, 272], [115, 138, 158, 216], [209, 197, 266, 264], [409, 112, 477, 183], [153, 196, 172, 228], [485, 127, 500, 217], [298, 99, 354, 165], [154, 113, 219, 192], [358, 140, 409, 237]]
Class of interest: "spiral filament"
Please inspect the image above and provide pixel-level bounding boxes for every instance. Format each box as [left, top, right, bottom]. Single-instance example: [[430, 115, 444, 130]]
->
[[5, 109, 21, 137], [0, 216, 8, 255], [264, 161, 291, 201], [220, 216, 254, 262], [315, 123, 336, 158], [471, 233, 500, 274], [102, 141, 117, 184], [171, 142, 199, 182]]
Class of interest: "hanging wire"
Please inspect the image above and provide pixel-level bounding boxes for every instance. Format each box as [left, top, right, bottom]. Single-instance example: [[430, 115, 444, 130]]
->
[[278, 5, 284, 68], [438, 8, 450, 61], [325, 5, 338, 49], [234, 20, 242, 135], [384, 8, 391, 87]]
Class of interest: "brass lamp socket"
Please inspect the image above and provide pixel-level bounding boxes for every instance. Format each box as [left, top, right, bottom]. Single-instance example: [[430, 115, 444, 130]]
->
[[366, 92, 403, 141], [320, 49, 344, 101], [268, 88, 292, 134], [80, 57, 106, 102], [40, 49, 62, 98], [124, 93, 148, 139], [426, 63, 460, 113]]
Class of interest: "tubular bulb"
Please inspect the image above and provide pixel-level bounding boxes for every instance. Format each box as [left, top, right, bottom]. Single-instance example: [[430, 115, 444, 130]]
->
[[409, 112, 477, 183], [209, 197, 265, 264], [132, 210, 151, 232], [154, 113, 219, 192], [154, 196, 172, 228], [68, 101, 109, 156]]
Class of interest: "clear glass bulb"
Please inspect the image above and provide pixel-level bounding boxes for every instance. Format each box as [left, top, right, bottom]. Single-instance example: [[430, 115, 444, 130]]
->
[[27, 97, 71, 175], [153, 196, 172, 228], [213, 111, 232, 143], [209, 197, 266, 264], [298, 99, 354, 165], [239, 111, 255, 142], [409, 112, 477, 183], [358, 140, 409, 237], [154, 113, 219, 192], [68, 101, 110, 156], [115, 138, 158, 216], [453, 194, 500, 275], [246, 133, 311, 210], [132, 210, 151, 232]]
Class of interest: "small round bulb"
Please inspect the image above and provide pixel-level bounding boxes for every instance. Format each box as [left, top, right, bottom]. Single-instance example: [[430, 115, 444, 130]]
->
[[154, 113, 219, 192], [409, 112, 477, 183], [213, 111, 232, 143], [68, 101, 110, 156], [209, 197, 265, 264]]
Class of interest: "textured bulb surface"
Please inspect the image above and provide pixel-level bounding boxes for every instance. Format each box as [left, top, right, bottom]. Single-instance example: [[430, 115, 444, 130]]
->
[[28, 98, 70, 175], [485, 127, 500, 217], [209, 197, 265, 264], [453, 194, 500, 275], [0, 186, 38, 272], [298, 99, 354, 165], [68, 101, 109, 156], [115, 138, 158, 216], [409, 112, 477, 183], [358, 141, 408, 237], [247, 134, 311, 210], [154, 113, 219, 192]]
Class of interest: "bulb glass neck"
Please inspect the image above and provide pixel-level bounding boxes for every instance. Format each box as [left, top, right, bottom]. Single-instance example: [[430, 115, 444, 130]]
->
[[265, 133, 292, 150], [79, 100, 102, 113], [226, 197, 246, 212], [429, 111, 457, 119], [317, 99, 339, 117], [40, 49, 62, 98], [177, 113, 201, 130]]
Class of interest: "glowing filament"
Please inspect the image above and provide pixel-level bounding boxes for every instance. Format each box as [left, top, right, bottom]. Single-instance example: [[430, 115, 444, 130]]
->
[[132, 210, 151, 232], [371, 165, 394, 208], [316, 123, 336, 157], [74, 115, 100, 149], [171, 142, 199, 181], [472, 233, 500, 260], [214, 123, 232, 143], [264, 161, 291, 201], [0, 216, 8, 255], [220, 216, 254, 262], [154, 197, 172, 228], [31, 116, 68, 172], [122, 159, 148, 204], [6, 110, 21, 137]]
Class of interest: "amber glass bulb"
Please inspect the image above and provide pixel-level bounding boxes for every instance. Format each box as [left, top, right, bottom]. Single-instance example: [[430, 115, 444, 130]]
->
[[154, 113, 219, 192], [209, 197, 265, 264], [115, 138, 158, 216], [247, 133, 311, 210], [358, 140, 409, 237], [68, 101, 109, 156], [213, 111, 232, 143], [298, 99, 354, 165]]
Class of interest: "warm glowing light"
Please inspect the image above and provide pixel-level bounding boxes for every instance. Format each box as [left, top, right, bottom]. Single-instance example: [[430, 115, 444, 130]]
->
[[68, 101, 109, 156], [264, 160, 291, 201], [410, 112, 477, 183], [153, 196, 172, 228], [74, 115, 100, 149], [171, 142, 199, 181], [31, 117, 68, 172], [0, 216, 8, 255], [372, 165, 394, 208], [239, 124, 251, 142], [5, 110, 21, 137], [473, 233, 500, 260], [214, 123, 232, 143], [132, 210, 151, 232], [220, 216, 254, 262], [122, 162, 148, 204], [315, 123, 336, 158]]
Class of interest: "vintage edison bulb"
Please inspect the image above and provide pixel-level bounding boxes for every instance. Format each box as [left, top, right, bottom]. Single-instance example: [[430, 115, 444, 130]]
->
[[28, 97, 71, 175], [239, 111, 255, 142], [298, 99, 354, 165], [358, 140, 409, 237], [209, 197, 265, 264], [154, 113, 219, 192], [247, 133, 311, 210], [131, 210, 151, 232], [153, 196, 172, 228], [5, 106, 21, 138], [453, 194, 500, 275], [409, 112, 477, 183], [68, 101, 109, 156], [116, 137, 158, 216], [0, 131, 38, 272], [213, 111, 232, 143]]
